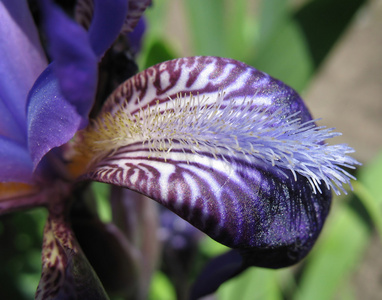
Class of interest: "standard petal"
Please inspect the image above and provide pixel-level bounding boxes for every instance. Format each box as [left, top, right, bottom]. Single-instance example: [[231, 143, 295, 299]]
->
[[88, 0, 129, 57], [77, 57, 355, 266], [27, 66, 82, 168], [121, 0, 152, 34], [75, 0, 152, 36], [36, 210, 109, 300], [0, 0, 47, 142], [0, 136, 34, 183], [38, 0, 98, 119]]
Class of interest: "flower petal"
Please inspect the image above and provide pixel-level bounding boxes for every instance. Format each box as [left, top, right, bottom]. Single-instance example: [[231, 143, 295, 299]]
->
[[79, 57, 351, 265], [121, 0, 152, 34], [88, 0, 129, 57], [38, 0, 98, 120], [85, 143, 332, 267], [0, 182, 45, 215], [190, 250, 246, 300], [0, 0, 47, 142], [27, 66, 83, 168], [75, 0, 152, 36], [36, 210, 109, 300], [0, 136, 34, 183]]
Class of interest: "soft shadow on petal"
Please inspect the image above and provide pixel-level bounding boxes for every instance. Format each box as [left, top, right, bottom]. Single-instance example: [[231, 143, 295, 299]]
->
[[38, 0, 98, 120], [27, 66, 82, 168], [0, 0, 47, 142], [110, 187, 160, 299], [0, 182, 45, 215], [0, 136, 34, 183], [36, 209, 109, 300]]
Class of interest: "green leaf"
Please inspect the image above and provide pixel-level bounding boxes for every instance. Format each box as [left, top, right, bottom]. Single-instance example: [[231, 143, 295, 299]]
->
[[184, 0, 226, 56], [149, 271, 177, 300], [217, 268, 283, 300], [354, 151, 382, 239], [251, 19, 314, 92]]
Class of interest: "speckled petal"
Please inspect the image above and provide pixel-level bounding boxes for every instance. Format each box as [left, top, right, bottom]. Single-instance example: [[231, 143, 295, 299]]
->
[[27, 66, 83, 168], [38, 0, 98, 119]]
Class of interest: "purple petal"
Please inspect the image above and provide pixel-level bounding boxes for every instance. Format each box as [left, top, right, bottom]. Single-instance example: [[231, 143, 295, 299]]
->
[[190, 250, 246, 300], [79, 57, 350, 265], [0, 0, 47, 142], [36, 211, 109, 300], [88, 0, 129, 56], [27, 66, 83, 168], [127, 17, 146, 55], [121, 0, 152, 34], [75, 0, 152, 36], [0, 136, 34, 183], [38, 0, 98, 119]]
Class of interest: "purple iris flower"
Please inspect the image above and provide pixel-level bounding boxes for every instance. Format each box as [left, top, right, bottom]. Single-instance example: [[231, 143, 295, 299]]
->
[[0, 0, 359, 299]]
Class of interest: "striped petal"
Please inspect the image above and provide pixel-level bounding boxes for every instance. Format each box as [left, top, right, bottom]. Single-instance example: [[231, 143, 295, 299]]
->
[[79, 57, 358, 267], [75, 0, 152, 35]]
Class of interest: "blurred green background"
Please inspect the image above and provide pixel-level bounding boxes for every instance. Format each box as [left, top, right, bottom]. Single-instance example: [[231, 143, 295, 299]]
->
[[1, 0, 382, 299]]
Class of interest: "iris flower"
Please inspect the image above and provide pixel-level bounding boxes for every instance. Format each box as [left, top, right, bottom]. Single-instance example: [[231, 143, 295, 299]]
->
[[0, 0, 359, 299]]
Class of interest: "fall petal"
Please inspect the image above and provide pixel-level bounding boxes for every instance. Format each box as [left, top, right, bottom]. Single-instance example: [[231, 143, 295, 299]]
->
[[80, 56, 357, 265]]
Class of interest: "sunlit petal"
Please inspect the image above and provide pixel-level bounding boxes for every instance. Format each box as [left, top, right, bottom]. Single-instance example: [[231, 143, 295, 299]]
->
[[0, 0, 47, 142], [27, 67, 83, 168], [38, 0, 98, 120], [80, 56, 358, 265]]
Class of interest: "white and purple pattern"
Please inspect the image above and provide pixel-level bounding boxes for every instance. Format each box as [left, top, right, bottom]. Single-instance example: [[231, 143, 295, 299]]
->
[[82, 56, 358, 267]]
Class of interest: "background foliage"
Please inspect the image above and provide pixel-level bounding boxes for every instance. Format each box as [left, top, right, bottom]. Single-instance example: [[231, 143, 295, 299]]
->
[[1, 0, 381, 299]]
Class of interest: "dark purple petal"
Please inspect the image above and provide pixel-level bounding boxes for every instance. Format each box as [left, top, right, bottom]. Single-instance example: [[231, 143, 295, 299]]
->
[[80, 57, 342, 266], [88, 0, 129, 56], [121, 0, 152, 34], [75, 0, 152, 36], [38, 0, 98, 119], [190, 250, 246, 300], [0, 136, 34, 183], [27, 66, 83, 168], [36, 210, 109, 300], [0, 0, 47, 142], [127, 17, 146, 55]]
